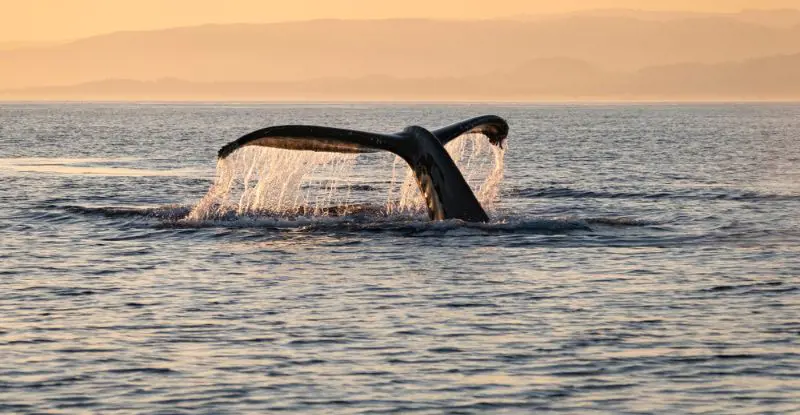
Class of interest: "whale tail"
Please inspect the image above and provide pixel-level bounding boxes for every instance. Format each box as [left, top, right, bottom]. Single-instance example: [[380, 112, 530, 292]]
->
[[216, 115, 509, 222]]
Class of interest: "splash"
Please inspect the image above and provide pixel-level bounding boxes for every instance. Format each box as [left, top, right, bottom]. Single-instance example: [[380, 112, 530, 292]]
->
[[186, 133, 504, 222], [386, 133, 505, 214], [186, 148, 358, 221]]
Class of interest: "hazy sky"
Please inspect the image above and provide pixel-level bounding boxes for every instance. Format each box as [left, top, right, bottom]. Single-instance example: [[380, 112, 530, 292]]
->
[[3, 0, 799, 41]]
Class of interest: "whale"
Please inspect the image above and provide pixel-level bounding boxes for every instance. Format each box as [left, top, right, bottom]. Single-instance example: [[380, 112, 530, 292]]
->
[[217, 115, 509, 222]]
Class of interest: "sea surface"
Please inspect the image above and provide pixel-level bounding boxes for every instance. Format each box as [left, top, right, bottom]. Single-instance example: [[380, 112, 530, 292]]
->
[[1, 103, 798, 414]]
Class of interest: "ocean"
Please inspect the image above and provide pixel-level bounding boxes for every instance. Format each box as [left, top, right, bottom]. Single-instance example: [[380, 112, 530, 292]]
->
[[1, 103, 798, 414]]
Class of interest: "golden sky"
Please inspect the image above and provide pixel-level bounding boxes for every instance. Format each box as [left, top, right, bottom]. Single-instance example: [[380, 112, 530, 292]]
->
[[3, 0, 799, 41]]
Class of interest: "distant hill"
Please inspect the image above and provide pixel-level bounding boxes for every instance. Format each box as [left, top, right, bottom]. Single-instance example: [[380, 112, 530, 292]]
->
[[727, 8, 800, 28], [515, 8, 800, 28], [1, 12, 799, 91], [629, 53, 800, 99], [4, 54, 799, 101]]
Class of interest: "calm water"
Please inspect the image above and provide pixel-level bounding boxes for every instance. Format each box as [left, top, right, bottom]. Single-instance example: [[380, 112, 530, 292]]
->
[[1, 103, 798, 414]]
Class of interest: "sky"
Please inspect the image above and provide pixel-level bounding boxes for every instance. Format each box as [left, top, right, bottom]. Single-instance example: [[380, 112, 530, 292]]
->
[[3, 0, 799, 41]]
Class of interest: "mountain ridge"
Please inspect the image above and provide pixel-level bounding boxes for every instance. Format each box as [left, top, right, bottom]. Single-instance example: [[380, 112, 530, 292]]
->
[[1, 12, 799, 91], [4, 53, 799, 101]]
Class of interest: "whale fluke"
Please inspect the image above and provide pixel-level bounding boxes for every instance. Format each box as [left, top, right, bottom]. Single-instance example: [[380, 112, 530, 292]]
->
[[432, 115, 509, 148], [216, 116, 509, 222]]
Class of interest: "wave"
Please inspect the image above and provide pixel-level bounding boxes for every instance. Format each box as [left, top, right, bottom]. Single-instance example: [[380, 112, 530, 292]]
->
[[56, 203, 661, 235], [509, 186, 800, 202], [61, 204, 192, 221]]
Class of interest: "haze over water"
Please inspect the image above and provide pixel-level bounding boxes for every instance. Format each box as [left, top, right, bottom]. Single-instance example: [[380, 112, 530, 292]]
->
[[4, 4, 800, 101], [1, 103, 798, 413]]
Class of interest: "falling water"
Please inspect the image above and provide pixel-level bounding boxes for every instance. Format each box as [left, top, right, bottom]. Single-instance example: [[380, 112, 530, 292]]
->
[[186, 133, 505, 222], [386, 133, 505, 215]]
